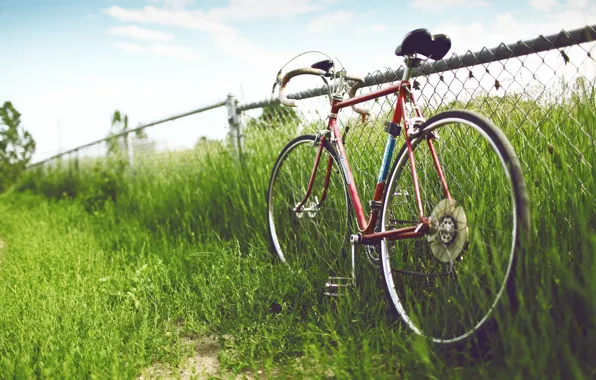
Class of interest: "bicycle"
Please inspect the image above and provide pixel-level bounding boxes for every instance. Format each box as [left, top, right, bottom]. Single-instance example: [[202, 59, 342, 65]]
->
[[266, 28, 530, 345]]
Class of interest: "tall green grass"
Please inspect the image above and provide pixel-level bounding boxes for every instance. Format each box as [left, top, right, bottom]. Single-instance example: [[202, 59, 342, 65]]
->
[[4, 82, 595, 378]]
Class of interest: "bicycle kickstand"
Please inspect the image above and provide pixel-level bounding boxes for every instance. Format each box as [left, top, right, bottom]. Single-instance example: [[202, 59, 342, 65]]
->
[[324, 234, 359, 296]]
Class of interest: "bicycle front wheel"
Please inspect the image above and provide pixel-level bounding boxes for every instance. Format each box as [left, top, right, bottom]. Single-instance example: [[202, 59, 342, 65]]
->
[[267, 135, 352, 285], [380, 110, 530, 344]]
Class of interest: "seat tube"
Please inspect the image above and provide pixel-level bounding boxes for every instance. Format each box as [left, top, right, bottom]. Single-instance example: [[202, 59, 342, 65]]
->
[[400, 61, 425, 218]]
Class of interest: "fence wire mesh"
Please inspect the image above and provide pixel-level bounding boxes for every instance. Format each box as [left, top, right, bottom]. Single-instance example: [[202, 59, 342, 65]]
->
[[29, 101, 229, 175], [240, 25, 595, 211], [28, 25, 595, 213]]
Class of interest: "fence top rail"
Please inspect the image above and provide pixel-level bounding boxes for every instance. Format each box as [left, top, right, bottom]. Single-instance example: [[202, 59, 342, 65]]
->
[[237, 24, 596, 112], [28, 99, 227, 168]]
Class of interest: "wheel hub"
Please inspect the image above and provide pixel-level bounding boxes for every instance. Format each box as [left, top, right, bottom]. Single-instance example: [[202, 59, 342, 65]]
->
[[306, 201, 318, 218], [438, 216, 456, 245], [426, 198, 468, 263]]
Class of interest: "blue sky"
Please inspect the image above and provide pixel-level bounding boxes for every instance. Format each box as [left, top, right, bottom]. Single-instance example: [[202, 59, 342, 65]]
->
[[1, 0, 594, 162]]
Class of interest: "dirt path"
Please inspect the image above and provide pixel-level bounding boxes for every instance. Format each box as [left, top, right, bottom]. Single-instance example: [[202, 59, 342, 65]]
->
[[138, 335, 257, 380]]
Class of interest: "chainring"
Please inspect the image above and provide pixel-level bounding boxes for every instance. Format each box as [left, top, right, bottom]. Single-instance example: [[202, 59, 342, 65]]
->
[[364, 243, 381, 267]]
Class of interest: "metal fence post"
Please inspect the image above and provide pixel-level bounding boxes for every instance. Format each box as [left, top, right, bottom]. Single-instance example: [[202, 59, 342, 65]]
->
[[68, 151, 73, 178], [126, 132, 134, 169], [74, 149, 79, 172], [226, 93, 244, 158]]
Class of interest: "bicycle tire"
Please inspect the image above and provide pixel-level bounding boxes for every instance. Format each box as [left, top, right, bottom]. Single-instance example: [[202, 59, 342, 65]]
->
[[267, 135, 353, 284], [380, 109, 530, 344]]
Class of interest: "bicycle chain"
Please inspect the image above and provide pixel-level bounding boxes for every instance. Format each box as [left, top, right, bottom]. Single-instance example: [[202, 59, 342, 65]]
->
[[393, 260, 457, 277], [393, 267, 454, 277]]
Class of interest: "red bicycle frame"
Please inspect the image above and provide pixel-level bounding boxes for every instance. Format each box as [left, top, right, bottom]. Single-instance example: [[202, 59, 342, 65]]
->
[[294, 79, 452, 245]]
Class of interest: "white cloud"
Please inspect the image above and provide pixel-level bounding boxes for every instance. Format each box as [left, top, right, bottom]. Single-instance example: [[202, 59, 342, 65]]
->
[[143, 0, 322, 21], [104, 6, 284, 66], [114, 41, 145, 53], [113, 41, 200, 61], [103, 1, 344, 68], [307, 11, 354, 33], [109, 25, 175, 42], [104, 6, 229, 34], [411, 0, 488, 12], [206, 0, 322, 21], [105, 1, 327, 29], [529, 0, 558, 12], [567, 0, 588, 7]]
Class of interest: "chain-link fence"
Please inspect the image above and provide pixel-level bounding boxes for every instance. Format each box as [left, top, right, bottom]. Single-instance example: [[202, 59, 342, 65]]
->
[[28, 25, 595, 212], [240, 24, 594, 212], [28, 100, 228, 173]]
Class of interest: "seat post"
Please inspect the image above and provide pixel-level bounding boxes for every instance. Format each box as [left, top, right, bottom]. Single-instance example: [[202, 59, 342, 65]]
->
[[402, 55, 422, 82], [402, 66, 412, 82]]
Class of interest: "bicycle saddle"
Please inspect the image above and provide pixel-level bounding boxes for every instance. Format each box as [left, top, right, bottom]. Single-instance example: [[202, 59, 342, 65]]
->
[[395, 28, 451, 60], [311, 59, 334, 73]]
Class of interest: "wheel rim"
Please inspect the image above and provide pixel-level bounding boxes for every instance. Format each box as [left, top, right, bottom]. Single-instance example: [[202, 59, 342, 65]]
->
[[268, 137, 351, 279], [381, 117, 519, 343]]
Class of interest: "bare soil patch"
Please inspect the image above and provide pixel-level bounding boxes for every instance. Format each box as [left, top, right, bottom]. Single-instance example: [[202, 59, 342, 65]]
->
[[138, 335, 259, 380]]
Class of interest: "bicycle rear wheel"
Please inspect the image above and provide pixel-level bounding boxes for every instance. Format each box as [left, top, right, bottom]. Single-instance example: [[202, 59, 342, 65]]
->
[[380, 110, 530, 344], [267, 135, 352, 285]]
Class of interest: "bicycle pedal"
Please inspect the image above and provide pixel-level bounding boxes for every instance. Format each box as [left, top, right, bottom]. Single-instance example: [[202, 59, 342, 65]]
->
[[324, 277, 355, 297]]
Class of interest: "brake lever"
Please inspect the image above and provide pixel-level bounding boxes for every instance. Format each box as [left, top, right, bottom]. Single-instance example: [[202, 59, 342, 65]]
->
[[270, 68, 284, 102], [270, 82, 278, 102]]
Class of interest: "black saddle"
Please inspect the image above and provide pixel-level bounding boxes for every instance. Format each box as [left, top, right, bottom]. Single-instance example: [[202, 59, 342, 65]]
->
[[395, 28, 451, 60], [311, 59, 334, 72]]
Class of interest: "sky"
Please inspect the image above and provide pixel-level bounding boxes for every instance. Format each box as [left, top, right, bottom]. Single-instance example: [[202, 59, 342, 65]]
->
[[1, 0, 595, 162]]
